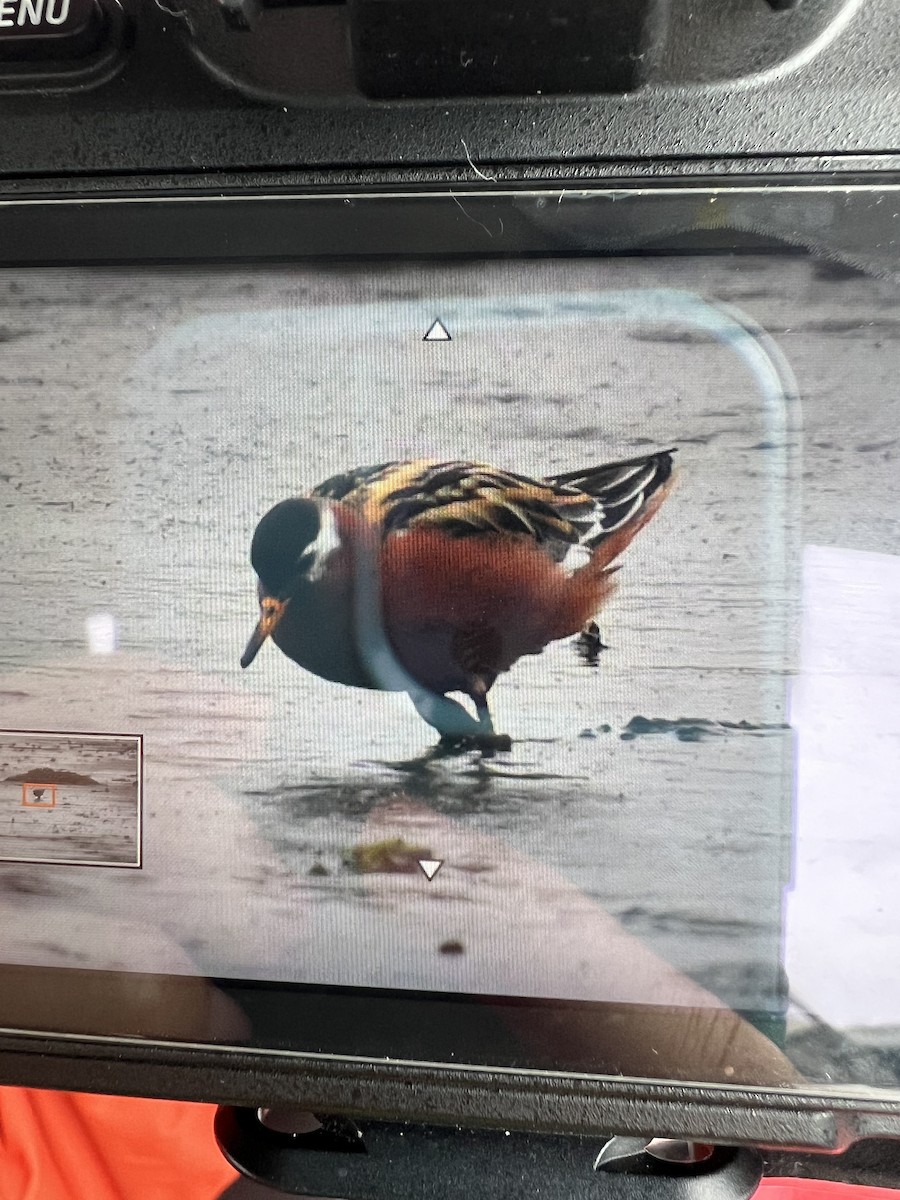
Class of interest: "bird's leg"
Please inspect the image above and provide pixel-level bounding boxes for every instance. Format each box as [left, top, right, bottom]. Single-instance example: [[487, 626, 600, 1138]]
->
[[407, 687, 483, 741], [432, 683, 512, 754], [574, 620, 609, 665], [469, 697, 513, 753], [472, 694, 513, 752], [407, 687, 511, 753], [474, 694, 494, 736]]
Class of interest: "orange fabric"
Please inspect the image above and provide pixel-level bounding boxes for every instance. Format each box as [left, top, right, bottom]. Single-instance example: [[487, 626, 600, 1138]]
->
[[0, 1088, 238, 1200], [760, 1182, 900, 1199], [0, 1089, 898, 1200]]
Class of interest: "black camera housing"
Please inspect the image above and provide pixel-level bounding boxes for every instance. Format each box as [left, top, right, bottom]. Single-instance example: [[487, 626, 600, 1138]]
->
[[0, 0, 896, 191], [1, 0, 900, 1178]]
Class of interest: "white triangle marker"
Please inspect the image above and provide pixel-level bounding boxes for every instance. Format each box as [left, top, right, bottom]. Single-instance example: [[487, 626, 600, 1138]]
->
[[417, 859, 443, 881], [423, 319, 451, 342]]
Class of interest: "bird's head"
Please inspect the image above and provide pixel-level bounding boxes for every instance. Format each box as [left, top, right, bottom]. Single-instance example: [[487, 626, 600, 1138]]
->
[[240, 497, 335, 668]]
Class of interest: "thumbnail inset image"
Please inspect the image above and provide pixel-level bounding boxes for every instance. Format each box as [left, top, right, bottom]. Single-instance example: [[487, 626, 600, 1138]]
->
[[0, 731, 142, 867]]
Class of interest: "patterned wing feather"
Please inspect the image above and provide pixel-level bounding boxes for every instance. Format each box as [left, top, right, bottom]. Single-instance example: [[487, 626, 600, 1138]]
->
[[311, 452, 674, 560], [544, 450, 675, 547], [312, 462, 401, 504]]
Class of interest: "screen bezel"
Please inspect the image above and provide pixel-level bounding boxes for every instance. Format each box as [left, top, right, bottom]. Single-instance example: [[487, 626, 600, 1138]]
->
[[2, 179, 900, 1148]]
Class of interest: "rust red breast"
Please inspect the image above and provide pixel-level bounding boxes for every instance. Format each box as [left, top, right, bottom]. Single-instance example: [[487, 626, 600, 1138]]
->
[[304, 453, 676, 696]]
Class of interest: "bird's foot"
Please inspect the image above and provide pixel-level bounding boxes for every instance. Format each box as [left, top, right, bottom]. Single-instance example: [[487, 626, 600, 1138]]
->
[[574, 620, 609, 665], [408, 688, 510, 752], [438, 732, 513, 754]]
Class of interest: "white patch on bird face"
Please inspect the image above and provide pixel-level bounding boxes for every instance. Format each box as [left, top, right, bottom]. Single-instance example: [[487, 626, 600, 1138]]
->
[[561, 542, 592, 575], [306, 504, 341, 581]]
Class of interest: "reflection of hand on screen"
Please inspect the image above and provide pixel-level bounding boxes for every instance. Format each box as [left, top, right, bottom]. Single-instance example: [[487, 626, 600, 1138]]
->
[[0, 651, 273, 1042], [346, 799, 799, 1088], [0, 650, 796, 1087], [0, 937, 250, 1044]]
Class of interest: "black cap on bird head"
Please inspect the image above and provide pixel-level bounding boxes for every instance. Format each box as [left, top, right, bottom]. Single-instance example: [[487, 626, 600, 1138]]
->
[[240, 498, 322, 668]]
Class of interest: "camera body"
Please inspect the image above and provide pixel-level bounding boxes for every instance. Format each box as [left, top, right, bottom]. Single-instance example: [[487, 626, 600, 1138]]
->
[[0, 0, 896, 193], [2, 1, 900, 1189]]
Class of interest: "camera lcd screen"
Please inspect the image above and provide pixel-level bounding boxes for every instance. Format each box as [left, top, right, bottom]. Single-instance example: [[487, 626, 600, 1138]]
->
[[0, 194, 898, 1100]]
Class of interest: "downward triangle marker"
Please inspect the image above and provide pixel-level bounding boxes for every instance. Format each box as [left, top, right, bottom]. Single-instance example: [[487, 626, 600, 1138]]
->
[[423, 319, 451, 342], [417, 859, 443, 881]]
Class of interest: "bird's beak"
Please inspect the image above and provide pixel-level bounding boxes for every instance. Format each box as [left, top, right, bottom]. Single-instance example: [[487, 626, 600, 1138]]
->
[[240, 597, 288, 669]]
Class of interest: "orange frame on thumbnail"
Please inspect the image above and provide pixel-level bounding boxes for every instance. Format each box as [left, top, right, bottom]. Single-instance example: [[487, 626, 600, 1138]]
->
[[21, 783, 57, 808]]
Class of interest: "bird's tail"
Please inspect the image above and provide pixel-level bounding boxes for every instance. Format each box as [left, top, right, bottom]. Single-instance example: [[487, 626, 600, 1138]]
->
[[546, 449, 676, 568]]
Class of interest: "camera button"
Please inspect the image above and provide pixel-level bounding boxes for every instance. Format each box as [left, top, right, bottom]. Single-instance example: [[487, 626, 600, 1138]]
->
[[0, 0, 105, 61]]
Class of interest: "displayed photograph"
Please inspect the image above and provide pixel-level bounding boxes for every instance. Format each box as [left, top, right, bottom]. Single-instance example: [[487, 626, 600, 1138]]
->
[[0, 731, 141, 867], [0, 249, 896, 1087]]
